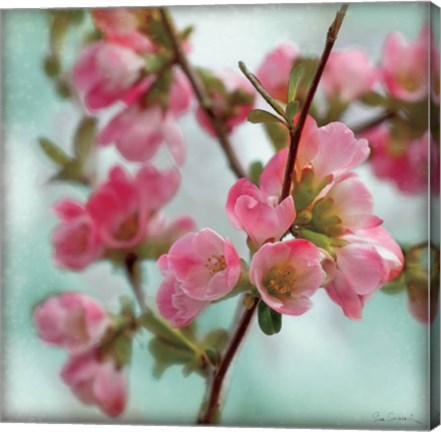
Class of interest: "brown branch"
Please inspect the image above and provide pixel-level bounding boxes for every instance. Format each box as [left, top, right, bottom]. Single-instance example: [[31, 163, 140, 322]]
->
[[351, 110, 397, 135], [124, 252, 148, 314], [159, 8, 246, 179], [197, 297, 259, 425], [279, 3, 349, 202]]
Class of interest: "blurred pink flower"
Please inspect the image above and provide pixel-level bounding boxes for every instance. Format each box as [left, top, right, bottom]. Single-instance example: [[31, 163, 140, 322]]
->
[[381, 26, 429, 102], [156, 255, 208, 328], [322, 49, 377, 102], [61, 349, 127, 417], [226, 178, 295, 248], [249, 239, 331, 316], [86, 165, 180, 249], [159, 228, 242, 301], [52, 200, 104, 270], [196, 69, 255, 136], [364, 126, 434, 195], [73, 41, 146, 111], [34, 292, 109, 354], [256, 42, 298, 102], [98, 69, 192, 165], [325, 227, 404, 319]]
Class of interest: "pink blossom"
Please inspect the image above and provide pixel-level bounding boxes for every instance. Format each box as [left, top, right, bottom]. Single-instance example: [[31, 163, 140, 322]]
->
[[159, 229, 242, 301], [52, 200, 104, 270], [381, 26, 429, 102], [196, 69, 255, 136], [325, 227, 404, 319], [260, 117, 369, 195], [316, 172, 382, 231], [73, 41, 146, 111], [61, 350, 127, 417], [364, 126, 434, 195], [256, 42, 298, 102], [249, 239, 331, 316], [34, 292, 109, 354], [86, 165, 180, 249], [322, 49, 377, 102], [156, 255, 208, 328], [226, 178, 295, 248]]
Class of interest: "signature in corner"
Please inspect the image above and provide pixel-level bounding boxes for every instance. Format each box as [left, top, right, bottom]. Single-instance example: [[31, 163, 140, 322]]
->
[[371, 411, 423, 425]]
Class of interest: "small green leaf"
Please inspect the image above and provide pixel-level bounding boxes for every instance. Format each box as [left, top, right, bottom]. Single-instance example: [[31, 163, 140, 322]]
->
[[264, 122, 290, 151], [180, 25, 194, 41], [39, 138, 71, 166], [285, 101, 300, 124], [287, 65, 304, 102], [248, 109, 284, 124], [43, 55, 61, 78], [360, 91, 389, 107], [248, 161, 264, 185], [381, 275, 407, 295], [51, 160, 85, 184], [258, 301, 282, 336], [202, 329, 229, 353], [74, 117, 97, 162]]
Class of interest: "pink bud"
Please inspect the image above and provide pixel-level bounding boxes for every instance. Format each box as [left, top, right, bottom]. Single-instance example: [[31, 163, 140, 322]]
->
[[249, 239, 330, 316], [34, 292, 109, 354], [61, 350, 127, 417]]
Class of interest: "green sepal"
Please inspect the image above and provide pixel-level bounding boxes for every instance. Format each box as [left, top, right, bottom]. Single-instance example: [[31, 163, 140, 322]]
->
[[292, 168, 332, 211], [297, 229, 335, 257], [258, 301, 282, 336], [248, 160, 264, 185]]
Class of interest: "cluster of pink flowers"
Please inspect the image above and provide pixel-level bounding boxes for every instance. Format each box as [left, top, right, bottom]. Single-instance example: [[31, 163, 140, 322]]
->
[[52, 165, 187, 270], [157, 115, 404, 325], [256, 25, 439, 196], [34, 293, 127, 416]]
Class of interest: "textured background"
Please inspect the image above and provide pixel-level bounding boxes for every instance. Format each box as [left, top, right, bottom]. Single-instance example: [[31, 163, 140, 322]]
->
[[1, 2, 437, 428]]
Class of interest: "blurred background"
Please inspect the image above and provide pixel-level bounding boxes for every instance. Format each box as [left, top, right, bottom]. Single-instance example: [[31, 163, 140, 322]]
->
[[1, 2, 438, 428]]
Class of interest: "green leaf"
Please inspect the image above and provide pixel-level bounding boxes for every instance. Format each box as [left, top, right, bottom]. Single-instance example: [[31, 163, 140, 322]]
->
[[180, 25, 194, 41], [202, 328, 229, 353], [248, 109, 284, 124], [50, 160, 87, 186], [258, 301, 282, 336], [381, 275, 407, 295], [148, 338, 196, 379], [248, 161, 263, 185], [287, 65, 304, 102], [196, 67, 227, 94], [74, 117, 97, 162], [285, 101, 300, 124], [109, 334, 133, 368], [43, 55, 61, 78], [264, 122, 290, 151], [360, 91, 389, 107], [38, 138, 71, 166], [145, 70, 172, 107]]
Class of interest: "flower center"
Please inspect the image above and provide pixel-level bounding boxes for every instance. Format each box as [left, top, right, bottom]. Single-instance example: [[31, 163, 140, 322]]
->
[[115, 213, 139, 242], [205, 254, 227, 276], [265, 264, 296, 297]]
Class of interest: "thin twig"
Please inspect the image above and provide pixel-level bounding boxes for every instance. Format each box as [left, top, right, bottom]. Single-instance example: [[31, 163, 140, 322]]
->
[[159, 8, 246, 179], [124, 252, 148, 314], [197, 297, 259, 425], [351, 110, 397, 135], [280, 3, 349, 202]]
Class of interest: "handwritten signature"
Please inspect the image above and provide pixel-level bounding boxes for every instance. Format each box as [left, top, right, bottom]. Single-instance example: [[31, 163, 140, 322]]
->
[[371, 411, 423, 425]]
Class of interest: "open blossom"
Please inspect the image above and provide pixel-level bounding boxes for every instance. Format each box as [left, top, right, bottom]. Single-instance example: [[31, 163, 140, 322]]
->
[[156, 255, 208, 328], [97, 69, 192, 165], [86, 165, 180, 249], [34, 292, 109, 354], [256, 42, 298, 102], [260, 117, 369, 194], [73, 41, 146, 111], [363, 126, 434, 195], [196, 69, 255, 136], [226, 178, 295, 248], [250, 239, 332, 316], [322, 49, 377, 102], [325, 227, 404, 319], [312, 173, 382, 235], [61, 349, 127, 417], [158, 229, 242, 302], [52, 200, 104, 271], [381, 26, 429, 102]]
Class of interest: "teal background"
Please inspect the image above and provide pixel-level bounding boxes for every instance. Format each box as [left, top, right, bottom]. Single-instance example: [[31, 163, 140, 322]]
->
[[1, 3, 437, 428]]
